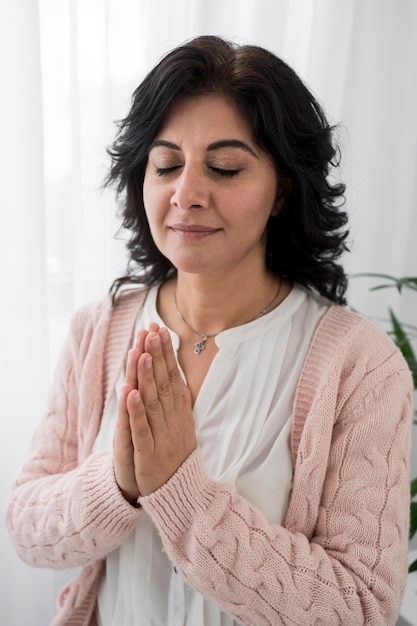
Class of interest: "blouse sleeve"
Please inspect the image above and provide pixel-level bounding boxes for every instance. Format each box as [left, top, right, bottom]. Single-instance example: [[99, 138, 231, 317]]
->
[[140, 326, 413, 625], [5, 303, 142, 570]]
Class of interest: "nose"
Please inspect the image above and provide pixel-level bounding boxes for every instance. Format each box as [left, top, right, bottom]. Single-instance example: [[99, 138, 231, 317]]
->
[[170, 164, 209, 210]]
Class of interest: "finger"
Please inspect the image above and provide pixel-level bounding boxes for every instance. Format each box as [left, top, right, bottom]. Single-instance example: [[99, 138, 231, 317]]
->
[[113, 384, 139, 501], [127, 388, 155, 454], [148, 322, 160, 333], [143, 332, 174, 415], [136, 352, 168, 432], [126, 329, 148, 388], [117, 383, 133, 434], [134, 328, 149, 352], [159, 327, 184, 412], [114, 384, 136, 461], [125, 349, 139, 389]]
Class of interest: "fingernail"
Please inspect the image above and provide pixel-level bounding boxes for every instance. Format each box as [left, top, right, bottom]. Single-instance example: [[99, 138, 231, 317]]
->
[[145, 356, 152, 369], [149, 334, 160, 348], [159, 327, 170, 343]]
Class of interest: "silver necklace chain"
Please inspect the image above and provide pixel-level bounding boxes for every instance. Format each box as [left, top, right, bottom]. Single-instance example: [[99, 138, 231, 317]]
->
[[173, 277, 282, 355]]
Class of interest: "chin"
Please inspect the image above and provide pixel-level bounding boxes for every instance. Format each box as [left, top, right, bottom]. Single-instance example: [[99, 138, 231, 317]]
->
[[168, 252, 220, 275], [175, 262, 216, 275]]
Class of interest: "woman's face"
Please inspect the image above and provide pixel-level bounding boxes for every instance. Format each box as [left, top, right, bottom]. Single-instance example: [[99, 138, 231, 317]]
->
[[143, 93, 285, 277]]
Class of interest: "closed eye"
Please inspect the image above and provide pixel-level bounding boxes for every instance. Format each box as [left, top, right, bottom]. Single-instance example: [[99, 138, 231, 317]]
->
[[154, 165, 241, 178], [210, 167, 241, 178], [155, 166, 181, 176]]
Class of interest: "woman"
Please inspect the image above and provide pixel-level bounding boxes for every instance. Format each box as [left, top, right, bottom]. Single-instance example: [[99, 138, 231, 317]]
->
[[6, 36, 413, 625]]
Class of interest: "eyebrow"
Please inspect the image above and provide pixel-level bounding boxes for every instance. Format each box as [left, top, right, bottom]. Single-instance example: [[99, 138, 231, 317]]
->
[[149, 139, 258, 158]]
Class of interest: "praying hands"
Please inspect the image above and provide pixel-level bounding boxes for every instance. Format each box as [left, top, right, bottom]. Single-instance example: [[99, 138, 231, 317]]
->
[[113, 324, 197, 503]]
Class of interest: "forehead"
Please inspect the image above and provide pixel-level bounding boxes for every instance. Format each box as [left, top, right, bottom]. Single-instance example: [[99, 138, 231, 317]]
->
[[155, 93, 253, 142]]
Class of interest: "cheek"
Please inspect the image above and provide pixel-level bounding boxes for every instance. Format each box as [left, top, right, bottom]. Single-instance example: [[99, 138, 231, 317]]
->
[[142, 175, 154, 214], [143, 165, 164, 205], [233, 185, 276, 227], [143, 181, 165, 228]]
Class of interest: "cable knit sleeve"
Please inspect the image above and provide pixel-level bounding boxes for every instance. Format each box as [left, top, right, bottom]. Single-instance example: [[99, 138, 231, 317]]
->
[[5, 299, 142, 570], [140, 311, 413, 625]]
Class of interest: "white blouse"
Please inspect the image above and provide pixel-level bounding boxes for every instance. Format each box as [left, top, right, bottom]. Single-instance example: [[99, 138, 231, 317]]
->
[[94, 284, 328, 626]]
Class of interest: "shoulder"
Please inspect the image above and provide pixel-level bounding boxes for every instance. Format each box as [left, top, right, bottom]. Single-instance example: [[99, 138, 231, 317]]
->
[[292, 304, 412, 451], [315, 304, 407, 373], [294, 301, 399, 394], [290, 303, 413, 485], [72, 287, 148, 329], [297, 303, 414, 416]]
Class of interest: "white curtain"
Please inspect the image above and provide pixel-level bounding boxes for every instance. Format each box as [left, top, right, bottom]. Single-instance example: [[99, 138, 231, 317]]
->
[[1, 1, 416, 624]]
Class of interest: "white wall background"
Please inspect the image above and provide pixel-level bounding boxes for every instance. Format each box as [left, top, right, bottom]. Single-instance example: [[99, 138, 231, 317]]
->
[[1, 1, 416, 624]]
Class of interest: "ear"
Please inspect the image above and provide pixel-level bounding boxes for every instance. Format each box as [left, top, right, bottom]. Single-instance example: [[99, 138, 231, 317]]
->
[[271, 177, 292, 217]]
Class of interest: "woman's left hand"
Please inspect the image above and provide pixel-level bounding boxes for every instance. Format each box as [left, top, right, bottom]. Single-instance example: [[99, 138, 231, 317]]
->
[[126, 326, 197, 497]]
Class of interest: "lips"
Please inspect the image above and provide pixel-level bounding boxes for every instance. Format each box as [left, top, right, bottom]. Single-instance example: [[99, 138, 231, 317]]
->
[[169, 223, 221, 240]]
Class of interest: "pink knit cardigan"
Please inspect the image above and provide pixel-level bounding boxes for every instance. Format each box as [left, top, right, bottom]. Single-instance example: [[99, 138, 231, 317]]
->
[[5, 288, 413, 625]]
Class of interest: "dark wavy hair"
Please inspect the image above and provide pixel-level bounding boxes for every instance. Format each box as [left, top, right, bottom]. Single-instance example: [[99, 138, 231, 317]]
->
[[105, 35, 349, 304]]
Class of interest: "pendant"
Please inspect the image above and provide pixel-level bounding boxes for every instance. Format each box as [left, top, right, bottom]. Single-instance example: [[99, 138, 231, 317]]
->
[[194, 337, 207, 355]]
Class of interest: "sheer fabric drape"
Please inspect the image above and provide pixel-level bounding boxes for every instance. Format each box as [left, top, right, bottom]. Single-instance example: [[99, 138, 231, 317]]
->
[[1, 1, 416, 624]]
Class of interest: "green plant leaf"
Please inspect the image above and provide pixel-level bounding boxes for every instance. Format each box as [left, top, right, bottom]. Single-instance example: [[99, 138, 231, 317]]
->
[[410, 502, 417, 541], [398, 277, 417, 291], [352, 273, 417, 293], [389, 308, 417, 388], [411, 477, 417, 499], [410, 557, 417, 573], [353, 273, 398, 281], [409, 361, 417, 391]]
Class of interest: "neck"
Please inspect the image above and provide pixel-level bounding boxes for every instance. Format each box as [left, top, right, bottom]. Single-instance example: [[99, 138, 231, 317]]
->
[[172, 268, 284, 337]]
